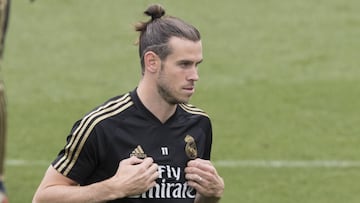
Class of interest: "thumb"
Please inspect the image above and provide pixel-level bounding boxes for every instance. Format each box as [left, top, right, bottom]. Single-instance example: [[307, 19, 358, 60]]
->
[[122, 156, 144, 166]]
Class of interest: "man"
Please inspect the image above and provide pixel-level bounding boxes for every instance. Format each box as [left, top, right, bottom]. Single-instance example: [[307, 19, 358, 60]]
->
[[0, 0, 10, 202], [33, 4, 224, 203]]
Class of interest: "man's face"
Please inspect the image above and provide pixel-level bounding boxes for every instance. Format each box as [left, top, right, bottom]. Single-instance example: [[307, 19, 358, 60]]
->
[[157, 37, 203, 104]]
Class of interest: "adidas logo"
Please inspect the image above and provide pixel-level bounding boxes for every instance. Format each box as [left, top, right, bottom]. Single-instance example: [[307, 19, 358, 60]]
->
[[130, 145, 147, 159]]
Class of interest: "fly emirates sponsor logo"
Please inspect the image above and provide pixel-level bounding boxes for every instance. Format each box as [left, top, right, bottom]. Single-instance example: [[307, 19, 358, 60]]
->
[[129, 165, 196, 199]]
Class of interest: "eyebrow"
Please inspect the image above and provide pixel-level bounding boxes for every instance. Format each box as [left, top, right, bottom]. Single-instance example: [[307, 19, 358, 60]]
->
[[177, 59, 203, 65]]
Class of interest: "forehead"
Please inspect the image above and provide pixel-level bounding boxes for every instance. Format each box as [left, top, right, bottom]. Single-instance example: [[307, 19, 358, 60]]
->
[[166, 37, 203, 61]]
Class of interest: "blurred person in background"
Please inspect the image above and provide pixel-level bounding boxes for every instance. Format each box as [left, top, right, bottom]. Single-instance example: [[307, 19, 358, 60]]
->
[[0, 0, 10, 202]]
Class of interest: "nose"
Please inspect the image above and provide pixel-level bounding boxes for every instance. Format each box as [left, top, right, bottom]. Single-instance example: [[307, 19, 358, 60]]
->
[[187, 66, 199, 81]]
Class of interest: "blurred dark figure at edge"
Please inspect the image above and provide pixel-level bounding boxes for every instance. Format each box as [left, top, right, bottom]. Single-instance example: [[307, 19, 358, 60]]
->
[[0, 0, 10, 202]]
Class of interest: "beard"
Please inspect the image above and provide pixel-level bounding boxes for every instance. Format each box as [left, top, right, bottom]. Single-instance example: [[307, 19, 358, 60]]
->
[[156, 63, 189, 105], [157, 84, 181, 105]]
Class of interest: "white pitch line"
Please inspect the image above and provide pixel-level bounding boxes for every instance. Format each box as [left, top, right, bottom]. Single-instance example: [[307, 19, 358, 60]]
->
[[5, 159, 360, 168], [214, 160, 360, 168], [5, 159, 50, 166]]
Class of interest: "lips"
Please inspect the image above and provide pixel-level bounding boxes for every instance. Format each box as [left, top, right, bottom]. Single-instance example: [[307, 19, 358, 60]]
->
[[183, 86, 195, 94]]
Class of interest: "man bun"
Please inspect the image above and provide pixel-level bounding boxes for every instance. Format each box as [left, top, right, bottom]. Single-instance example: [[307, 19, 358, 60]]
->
[[144, 4, 165, 20], [135, 3, 200, 74]]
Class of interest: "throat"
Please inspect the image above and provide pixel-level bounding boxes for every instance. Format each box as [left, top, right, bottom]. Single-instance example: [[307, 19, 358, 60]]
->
[[152, 104, 177, 124], [136, 84, 177, 123]]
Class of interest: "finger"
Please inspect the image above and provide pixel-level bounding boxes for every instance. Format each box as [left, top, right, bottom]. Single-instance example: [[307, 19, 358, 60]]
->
[[149, 162, 158, 172], [138, 160, 158, 180], [143, 162, 158, 177], [185, 174, 205, 193], [187, 158, 212, 167], [140, 157, 154, 168], [186, 172, 224, 198], [149, 168, 159, 182], [186, 159, 217, 175], [118, 156, 142, 166], [144, 163, 159, 188], [185, 173, 203, 184], [126, 156, 145, 165]]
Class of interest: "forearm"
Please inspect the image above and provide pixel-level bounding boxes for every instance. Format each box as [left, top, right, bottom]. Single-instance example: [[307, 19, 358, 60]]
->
[[34, 157, 158, 203], [33, 179, 120, 203]]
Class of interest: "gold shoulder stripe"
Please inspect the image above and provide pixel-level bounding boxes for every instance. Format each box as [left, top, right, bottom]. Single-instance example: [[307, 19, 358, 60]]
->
[[54, 93, 131, 173], [64, 101, 133, 175], [54, 93, 133, 175], [54, 93, 130, 170], [179, 103, 209, 118]]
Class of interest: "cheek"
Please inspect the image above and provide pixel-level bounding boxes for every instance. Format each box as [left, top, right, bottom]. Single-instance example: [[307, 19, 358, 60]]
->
[[159, 64, 186, 85], [162, 69, 183, 82]]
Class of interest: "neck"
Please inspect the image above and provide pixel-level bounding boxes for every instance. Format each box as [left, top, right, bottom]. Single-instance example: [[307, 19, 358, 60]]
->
[[137, 80, 177, 123]]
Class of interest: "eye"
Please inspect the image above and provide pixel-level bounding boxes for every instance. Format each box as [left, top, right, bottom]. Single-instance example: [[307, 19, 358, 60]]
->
[[195, 62, 201, 68], [178, 61, 192, 68], [195, 60, 203, 68]]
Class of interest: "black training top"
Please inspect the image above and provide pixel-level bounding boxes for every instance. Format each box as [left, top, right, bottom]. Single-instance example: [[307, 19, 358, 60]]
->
[[52, 89, 213, 202]]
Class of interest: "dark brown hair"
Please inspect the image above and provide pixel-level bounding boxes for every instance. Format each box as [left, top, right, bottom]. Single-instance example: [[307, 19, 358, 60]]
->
[[135, 4, 201, 74]]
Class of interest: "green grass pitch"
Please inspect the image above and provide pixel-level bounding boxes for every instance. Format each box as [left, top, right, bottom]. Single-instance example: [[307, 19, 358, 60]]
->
[[2, 0, 360, 202]]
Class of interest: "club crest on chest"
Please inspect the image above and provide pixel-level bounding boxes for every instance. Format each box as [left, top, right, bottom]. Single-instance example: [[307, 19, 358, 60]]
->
[[184, 135, 197, 159]]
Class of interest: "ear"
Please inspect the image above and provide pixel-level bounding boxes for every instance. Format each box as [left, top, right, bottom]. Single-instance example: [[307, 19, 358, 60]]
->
[[144, 51, 160, 73]]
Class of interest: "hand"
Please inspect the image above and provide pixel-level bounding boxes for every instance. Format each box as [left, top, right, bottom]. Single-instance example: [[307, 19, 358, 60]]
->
[[185, 159, 224, 200], [107, 156, 159, 198]]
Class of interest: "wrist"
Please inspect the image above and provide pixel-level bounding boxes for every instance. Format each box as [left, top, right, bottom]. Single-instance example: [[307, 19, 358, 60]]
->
[[100, 178, 125, 201], [196, 193, 221, 203], [87, 178, 123, 202]]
